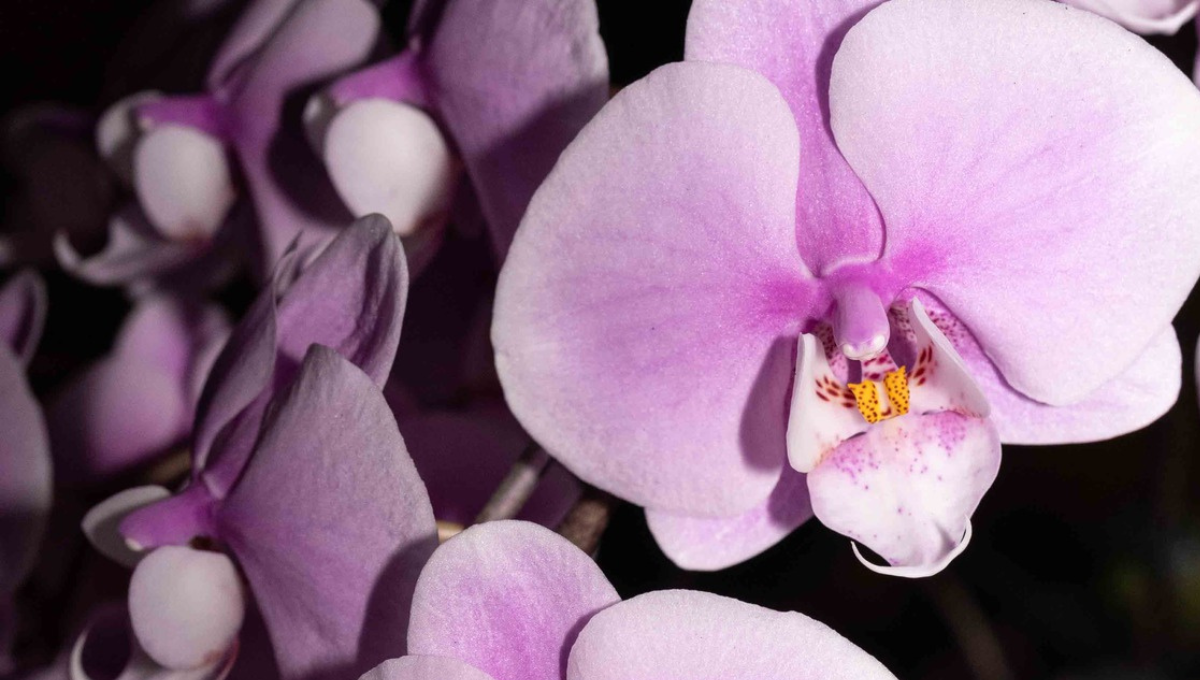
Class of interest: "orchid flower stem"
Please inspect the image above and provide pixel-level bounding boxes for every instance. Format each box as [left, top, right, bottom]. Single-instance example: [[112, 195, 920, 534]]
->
[[474, 443, 551, 523], [556, 485, 617, 555], [924, 573, 1014, 680]]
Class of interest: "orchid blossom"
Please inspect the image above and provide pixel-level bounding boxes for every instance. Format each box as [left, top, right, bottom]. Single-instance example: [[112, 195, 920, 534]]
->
[[48, 296, 229, 485], [84, 218, 437, 680], [1059, 0, 1198, 34], [494, 0, 1200, 576], [364, 520, 896, 680], [0, 270, 51, 674], [63, 0, 380, 283], [306, 0, 608, 260]]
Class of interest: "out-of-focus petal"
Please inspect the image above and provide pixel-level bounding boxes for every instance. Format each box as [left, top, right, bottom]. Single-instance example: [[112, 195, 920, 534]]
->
[[1060, 0, 1198, 34], [807, 412, 1000, 577], [207, 0, 300, 88], [646, 467, 812, 571], [218, 346, 436, 680], [97, 91, 161, 186], [133, 126, 235, 242], [128, 546, 244, 671], [495, 63, 815, 517], [567, 590, 896, 679], [49, 356, 190, 483], [0, 269, 47, 363], [323, 100, 458, 238], [55, 206, 203, 288], [686, 0, 886, 274], [83, 486, 172, 568], [829, 0, 1200, 406], [408, 521, 619, 680], [360, 657, 496, 680], [0, 343, 51, 594], [68, 605, 238, 680], [228, 0, 379, 271], [918, 295, 1182, 444], [425, 0, 608, 257]]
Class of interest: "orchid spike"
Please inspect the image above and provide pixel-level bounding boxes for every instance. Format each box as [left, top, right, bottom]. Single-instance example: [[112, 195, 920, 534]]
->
[[364, 520, 896, 680], [48, 295, 229, 484], [82, 218, 433, 680], [308, 0, 609, 260], [1058, 0, 1198, 34], [85, 0, 380, 281], [0, 270, 51, 672], [493, 0, 1200, 575]]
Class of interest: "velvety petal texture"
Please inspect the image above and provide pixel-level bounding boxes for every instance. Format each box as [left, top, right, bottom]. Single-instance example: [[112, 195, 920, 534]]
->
[[685, 0, 885, 274], [830, 0, 1200, 406], [361, 657, 495, 680], [495, 63, 814, 517], [408, 521, 620, 680], [567, 590, 896, 679], [218, 346, 437, 680], [423, 0, 609, 257]]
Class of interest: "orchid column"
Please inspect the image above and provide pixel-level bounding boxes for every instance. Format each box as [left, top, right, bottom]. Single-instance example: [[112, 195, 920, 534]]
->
[[494, 0, 1200, 576]]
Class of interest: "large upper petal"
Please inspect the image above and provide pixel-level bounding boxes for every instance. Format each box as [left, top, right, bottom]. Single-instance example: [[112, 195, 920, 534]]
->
[[807, 412, 1001, 577], [494, 62, 815, 517], [829, 0, 1200, 406], [646, 466, 813, 571], [217, 346, 437, 680], [407, 521, 619, 680], [567, 590, 896, 679], [226, 0, 379, 272], [424, 0, 609, 258], [0, 342, 51, 594], [685, 0, 885, 274], [0, 269, 46, 363]]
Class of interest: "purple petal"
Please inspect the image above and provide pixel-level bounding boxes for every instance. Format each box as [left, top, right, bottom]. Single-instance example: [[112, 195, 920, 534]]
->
[[408, 521, 619, 680], [226, 0, 379, 271], [0, 343, 51, 594], [495, 62, 814, 517], [207, 0, 300, 89], [424, 0, 608, 257], [360, 657, 495, 680], [217, 345, 436, 680], [128, 546, 244, 671], [83, 486, 171, 568], [829, 0, 1200, 406], [685, 0, 885, 274], [0, 269, 47, 363], [918, 295, 1183, 444], [807, 412, 1001, 577], [567, 590, 896, 679], [646, 466, 813, 571], [1060, 0, 1198, 33]]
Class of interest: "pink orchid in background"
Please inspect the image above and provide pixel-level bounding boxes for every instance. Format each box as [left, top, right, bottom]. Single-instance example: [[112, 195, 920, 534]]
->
[[1059, 0, 1197, 34], [83, 218, 437, 680], [363, 520, 896, 680], [494, 0, 1200, 576], [0, 271, 51, 675], [306, 0, 608, 261], [67, 0, 381, 284], [47, 295, 229, 485]]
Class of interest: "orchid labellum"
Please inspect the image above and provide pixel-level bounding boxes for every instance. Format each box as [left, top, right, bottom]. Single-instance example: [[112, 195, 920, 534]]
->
[[364, 520, 896, 680], [494, 0, 1200, 575]]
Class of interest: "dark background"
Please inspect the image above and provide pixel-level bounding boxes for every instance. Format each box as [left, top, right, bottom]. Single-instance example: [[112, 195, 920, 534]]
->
[[2, 0, 1199, 678]]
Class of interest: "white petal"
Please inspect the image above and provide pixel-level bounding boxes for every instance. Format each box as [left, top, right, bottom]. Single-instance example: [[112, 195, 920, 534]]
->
[[133, 126, 235, 243]]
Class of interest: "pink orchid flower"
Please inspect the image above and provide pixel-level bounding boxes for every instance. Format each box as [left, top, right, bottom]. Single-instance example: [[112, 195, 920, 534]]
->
[[366, 520, 896, 680], [493, 0, 1200, 576]]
